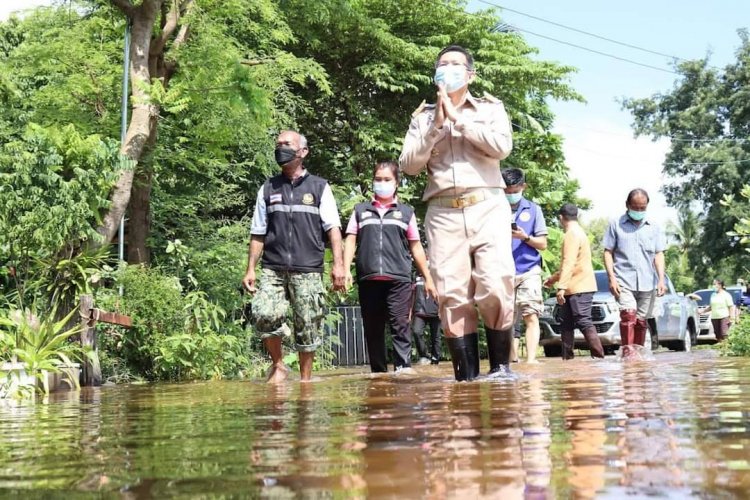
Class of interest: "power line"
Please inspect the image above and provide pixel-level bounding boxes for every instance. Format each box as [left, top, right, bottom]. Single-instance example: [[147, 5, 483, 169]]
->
[[553, 122, 750, 143], [454, 1, 679, 75], [477, 0, 690, 63], [565, 141, 750, 166], [511, 122, 750, 166], [511, 27, 679, 75]]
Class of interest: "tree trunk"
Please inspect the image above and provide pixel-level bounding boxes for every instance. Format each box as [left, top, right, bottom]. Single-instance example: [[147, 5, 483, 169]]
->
[[95, 0, 161, 247], [95, 0, 192, 249], [127, 167, 152, 264]]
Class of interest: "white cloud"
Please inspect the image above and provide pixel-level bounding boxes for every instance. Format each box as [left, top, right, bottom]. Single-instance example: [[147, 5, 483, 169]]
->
[[554, 118, 676, 228]]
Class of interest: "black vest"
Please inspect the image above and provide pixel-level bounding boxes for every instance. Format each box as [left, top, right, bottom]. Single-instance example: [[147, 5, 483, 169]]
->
[[261, 172, 328, 273], [354, 202, 414, 282]]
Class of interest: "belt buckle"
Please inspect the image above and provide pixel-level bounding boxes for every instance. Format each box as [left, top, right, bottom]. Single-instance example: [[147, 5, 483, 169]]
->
[[451, 194, 477, 209]]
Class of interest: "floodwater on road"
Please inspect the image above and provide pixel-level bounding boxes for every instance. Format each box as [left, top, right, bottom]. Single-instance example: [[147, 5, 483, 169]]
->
[[0, 350, 748, 498]]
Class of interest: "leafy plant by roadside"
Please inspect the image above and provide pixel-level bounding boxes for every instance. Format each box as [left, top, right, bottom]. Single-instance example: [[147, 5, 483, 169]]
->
[[0, 306, 87, 397], [721, 315, 750, 357], [95, 265, 254, 381]]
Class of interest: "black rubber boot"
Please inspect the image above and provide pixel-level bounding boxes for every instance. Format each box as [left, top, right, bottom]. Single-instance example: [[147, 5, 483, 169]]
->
[[561, 330, 576, 360], [446, 336, 474, 381], [486, 328, 514, 378], [464, 332, 480, 380], [581, 326, 604, 358]]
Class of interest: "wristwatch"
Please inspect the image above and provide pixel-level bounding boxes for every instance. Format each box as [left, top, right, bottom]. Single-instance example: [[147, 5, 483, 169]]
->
[[523, 235, 531, 243]]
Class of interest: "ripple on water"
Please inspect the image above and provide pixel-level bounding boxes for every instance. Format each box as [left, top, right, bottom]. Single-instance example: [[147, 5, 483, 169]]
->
[[0, 350, 749, 497]]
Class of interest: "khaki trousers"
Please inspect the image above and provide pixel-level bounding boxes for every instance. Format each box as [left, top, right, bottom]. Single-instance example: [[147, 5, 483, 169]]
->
[[425, 195, 515, 337]]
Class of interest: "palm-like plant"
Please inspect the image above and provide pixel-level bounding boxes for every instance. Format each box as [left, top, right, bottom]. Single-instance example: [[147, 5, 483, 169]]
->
[[667, 206, 702, 253], [666, 206, 703, 292], [0, 306, 86, 395]]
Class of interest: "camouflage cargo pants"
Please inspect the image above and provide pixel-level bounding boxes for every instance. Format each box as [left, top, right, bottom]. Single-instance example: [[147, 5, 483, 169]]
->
[[251, 269, 326, 353]]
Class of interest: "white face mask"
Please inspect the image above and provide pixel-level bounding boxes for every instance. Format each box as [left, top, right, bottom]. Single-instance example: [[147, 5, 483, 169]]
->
[[434, 65, 467, 93], [373, 181, 396, 198]]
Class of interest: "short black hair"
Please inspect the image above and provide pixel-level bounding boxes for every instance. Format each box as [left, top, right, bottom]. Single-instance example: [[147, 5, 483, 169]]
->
[[558, 203, 579, 221], [373, 160, 399, 183], [626, 188, 650, 204], [435, 45, 475, 70], [501, 168, 525, 186]]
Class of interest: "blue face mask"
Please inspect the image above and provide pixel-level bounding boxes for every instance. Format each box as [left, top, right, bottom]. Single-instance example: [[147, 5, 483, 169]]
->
[[373, 181, 396, 199], [628, 209, 646, 221], [505, 192, 523, 205], [434, 65, 467, 93]]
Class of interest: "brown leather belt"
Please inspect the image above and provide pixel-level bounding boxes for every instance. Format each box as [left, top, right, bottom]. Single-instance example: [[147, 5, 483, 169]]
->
[[429, 188, 503, 209]]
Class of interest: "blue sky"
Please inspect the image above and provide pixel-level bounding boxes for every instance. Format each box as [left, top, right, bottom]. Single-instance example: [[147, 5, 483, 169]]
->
[[469, 0, 750, 226]]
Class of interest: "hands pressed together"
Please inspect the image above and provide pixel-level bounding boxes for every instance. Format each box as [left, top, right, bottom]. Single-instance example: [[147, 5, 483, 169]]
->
[[433, 84, 460, 129]]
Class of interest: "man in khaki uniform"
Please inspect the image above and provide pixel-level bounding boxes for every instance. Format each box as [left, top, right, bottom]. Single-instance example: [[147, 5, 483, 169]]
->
[[399, 45, 515, 381]]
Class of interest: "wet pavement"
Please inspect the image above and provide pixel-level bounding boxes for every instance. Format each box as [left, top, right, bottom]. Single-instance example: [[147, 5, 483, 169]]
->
[[0, 349, 748, 498]]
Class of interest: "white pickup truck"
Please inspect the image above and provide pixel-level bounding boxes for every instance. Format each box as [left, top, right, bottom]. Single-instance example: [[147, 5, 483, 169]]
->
[[539, 270, 699, 356]]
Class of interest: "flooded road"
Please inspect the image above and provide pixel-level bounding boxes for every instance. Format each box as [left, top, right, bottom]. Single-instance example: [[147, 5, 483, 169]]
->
[[0, 350, 749, 498]]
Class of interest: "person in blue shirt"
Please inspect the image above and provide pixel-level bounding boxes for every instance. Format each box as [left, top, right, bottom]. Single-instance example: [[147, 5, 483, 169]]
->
[[603, 188, 666, 357], [502, 168, 548, 363]]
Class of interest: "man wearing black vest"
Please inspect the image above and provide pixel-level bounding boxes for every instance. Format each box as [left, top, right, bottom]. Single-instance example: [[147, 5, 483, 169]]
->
[[242, 130, 346, 383]]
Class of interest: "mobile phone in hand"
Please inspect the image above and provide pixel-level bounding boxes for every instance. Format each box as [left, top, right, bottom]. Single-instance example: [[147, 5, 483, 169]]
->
[[511, 222, 518, 230]]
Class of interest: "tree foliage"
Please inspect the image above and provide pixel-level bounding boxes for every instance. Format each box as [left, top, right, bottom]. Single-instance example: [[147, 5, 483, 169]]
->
[[624, 30, 750, 284], [279, 0, 584, 220], [0, 0, 587, 380]]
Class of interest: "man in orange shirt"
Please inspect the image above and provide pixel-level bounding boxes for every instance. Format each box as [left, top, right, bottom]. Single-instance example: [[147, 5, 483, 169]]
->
[[544, 204, 604, 359]]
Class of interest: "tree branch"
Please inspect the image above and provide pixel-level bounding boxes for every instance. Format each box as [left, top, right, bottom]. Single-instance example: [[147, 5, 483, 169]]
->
[[151, 0, 180, 55], [172, 20, 191, 49], [110, 0, 135, 17]]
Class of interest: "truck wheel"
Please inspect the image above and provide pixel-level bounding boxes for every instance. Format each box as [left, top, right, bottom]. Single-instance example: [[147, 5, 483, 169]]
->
[[677, 326, 692, 352], [543, 345, 562, 357]]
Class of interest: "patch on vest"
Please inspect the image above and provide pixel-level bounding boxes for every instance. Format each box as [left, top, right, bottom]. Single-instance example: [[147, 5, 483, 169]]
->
[[360, 211, 373, 219], [519, 211, 532, 223], [392, 211, 403, 219], [302, 193, 315, 205], [270, 193, 282, 204]]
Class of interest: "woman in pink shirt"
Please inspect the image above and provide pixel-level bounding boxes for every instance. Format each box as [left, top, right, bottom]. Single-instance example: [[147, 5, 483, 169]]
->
[[343, 161, 437, 373]]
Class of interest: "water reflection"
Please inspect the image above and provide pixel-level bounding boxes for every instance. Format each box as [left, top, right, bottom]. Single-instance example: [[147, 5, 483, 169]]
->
[[0, 351, 748, 497]]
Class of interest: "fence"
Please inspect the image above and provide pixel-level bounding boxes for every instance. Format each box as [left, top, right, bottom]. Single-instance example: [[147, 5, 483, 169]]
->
[[327, 306, 369, 366]]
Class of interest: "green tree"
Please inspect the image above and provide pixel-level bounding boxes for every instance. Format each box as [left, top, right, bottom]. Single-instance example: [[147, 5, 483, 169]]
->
[[583, 217, 609, 271], [0, 1, 328, 264], [0, 124, 125, 305], [624, 30, 750, 280], [278, 0, 585, 221], [664, 206, 702, 290]]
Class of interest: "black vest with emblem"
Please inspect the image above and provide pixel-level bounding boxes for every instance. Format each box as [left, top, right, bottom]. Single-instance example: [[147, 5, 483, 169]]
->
[[261, 172, 328, 273], [354, 202, 414, 282]]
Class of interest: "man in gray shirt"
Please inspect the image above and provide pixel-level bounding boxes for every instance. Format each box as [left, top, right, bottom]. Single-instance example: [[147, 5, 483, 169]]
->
[[603, 188, 666, 356]]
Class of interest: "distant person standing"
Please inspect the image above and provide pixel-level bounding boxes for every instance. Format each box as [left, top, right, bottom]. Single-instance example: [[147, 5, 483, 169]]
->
[[412, 271, 443, 365], [706, 279, 735, 341], [502, 168, 548, 364], [242, 130, 346, 383], [603, 189, 667, 356], [343, 161, 437, 373], [544, 204, 604, 359]]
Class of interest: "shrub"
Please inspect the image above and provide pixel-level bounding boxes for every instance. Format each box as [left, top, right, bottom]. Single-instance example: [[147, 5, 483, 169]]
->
[[95, 265, 255, 381], [721, 315, 750, 357]]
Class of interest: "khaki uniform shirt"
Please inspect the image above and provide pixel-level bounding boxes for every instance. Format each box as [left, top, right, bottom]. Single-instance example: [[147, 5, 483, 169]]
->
[[398, 92, 513, 201]]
